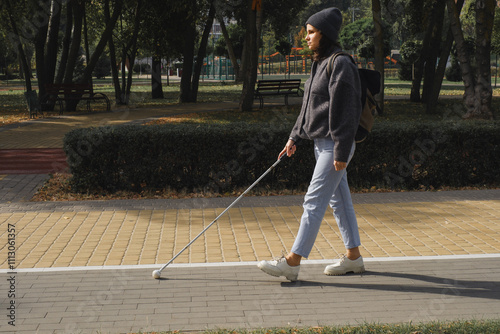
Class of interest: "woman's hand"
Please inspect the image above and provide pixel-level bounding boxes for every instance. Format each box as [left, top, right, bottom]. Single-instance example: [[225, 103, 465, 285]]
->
[[334, 161, 347, 171], [278, 139, 296, 159]]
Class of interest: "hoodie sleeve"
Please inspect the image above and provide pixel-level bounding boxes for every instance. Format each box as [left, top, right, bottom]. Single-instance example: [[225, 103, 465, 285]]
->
[[328, 56, 362, 162]]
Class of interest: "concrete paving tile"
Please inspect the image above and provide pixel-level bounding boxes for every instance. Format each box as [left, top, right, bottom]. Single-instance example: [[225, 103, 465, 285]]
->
[[1, 162, 500, 333]]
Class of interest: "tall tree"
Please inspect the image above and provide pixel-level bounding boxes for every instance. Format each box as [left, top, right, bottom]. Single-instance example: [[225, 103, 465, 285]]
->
[[216, 12, 241, 82], [45, 0, 61, 86], [214, 0, 256, 84], [420, 0, 446, 104], [178, 0, 198, 103], [178, 0, 217, 103], [447, 0, 495, 120], [107, 0, 140, 105], [372, 0, 384, 113], [63, 1, 84, 84], [493, 7, 500, 87], [493, 7, 500, 56], [55, 2, 73, 85], [426, 0, 465, 114], [2, 0, 122, 109], [81, 0, 123, 84], [140, 0, 183, 99], [410, 0, 446, 102], [238, 0, 305, 111], [238, 0, 261, 111], [192, 0, 216, 100], [2, 0, 33, 91]]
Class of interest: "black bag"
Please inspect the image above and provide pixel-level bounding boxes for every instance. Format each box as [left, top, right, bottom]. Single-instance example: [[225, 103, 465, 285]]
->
[[327, 52, 381, 143]]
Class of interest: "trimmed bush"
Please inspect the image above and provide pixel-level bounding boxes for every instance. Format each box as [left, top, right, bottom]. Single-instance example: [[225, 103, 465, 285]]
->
[[64, 122, 314, 193], [349, 120, 500, 190], [64, 121, 500, 193]]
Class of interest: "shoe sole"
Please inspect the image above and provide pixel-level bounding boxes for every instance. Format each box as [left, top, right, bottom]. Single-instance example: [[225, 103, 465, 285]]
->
[[257, 263, 298, 281], [324, 266, 365, 276]]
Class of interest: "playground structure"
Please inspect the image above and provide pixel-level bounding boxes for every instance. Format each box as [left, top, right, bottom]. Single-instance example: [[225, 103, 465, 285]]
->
[[202, 47, 401, 81]]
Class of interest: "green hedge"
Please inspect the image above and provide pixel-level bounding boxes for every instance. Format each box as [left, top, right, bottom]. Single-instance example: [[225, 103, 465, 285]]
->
[[63, 122, 313, 193], [348, 120, 500, 189], [64, 121, 500, 193]]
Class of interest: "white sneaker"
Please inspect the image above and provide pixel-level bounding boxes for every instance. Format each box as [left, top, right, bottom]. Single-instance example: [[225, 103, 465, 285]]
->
[[324, 255, 365, 276], [257, 256, 300, 281]]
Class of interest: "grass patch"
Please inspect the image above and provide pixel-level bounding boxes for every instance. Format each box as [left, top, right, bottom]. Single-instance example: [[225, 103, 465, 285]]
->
[[131, 319, 500, 334], [1, 78, 500, 126]]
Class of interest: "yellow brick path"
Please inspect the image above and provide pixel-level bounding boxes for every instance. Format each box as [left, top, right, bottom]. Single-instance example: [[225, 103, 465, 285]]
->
[[1, 198, 498, 269]]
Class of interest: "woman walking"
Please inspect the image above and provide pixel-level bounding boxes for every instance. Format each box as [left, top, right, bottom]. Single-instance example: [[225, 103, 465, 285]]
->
[[258, 7, 364, 281]]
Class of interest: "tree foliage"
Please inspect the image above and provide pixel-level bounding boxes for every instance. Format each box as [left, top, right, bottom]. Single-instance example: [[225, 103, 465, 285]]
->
[[262, 0, 307, 39], [493, 7, 500, 55], [214, 23, 245, 59], [340, 17, 391, 58], [0, 0, 497, 117], [398, 39, 422, 80]]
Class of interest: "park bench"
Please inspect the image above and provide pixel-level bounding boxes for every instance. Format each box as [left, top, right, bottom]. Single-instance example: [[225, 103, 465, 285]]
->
[[254, 79, 303, 109], [42, 83, 111, 114]]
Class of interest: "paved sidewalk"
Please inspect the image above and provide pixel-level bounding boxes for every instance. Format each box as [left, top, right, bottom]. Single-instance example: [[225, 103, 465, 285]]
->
[[5, 256, 500, 333], [0, 101, 499, 333], [1, 187, 499, 333]]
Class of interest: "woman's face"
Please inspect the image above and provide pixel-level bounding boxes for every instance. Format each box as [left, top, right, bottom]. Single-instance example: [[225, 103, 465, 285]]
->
[[305, 24, 322, 51]]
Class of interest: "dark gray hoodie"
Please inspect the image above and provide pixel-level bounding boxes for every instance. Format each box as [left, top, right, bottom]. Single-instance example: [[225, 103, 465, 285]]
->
[[290, 49, 362, 162]]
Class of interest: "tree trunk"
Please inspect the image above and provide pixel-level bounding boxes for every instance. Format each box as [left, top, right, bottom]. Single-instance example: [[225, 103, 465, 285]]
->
[[468, 0, 495, 120], [108, 37, 121, 104], [82, 2, 91, 85], [55, 1, 73, 84], [426, 0, 465, 115], [104, 0, 129, 105], [421, 0, 446, 104], [447, 0, 484, 118], [426, 26, 454, 114], [179, 22, 197, 102], [64, 1, 83, 84], [45, 0, 61, 86], [105, 0, 122, 104], [372, 0, 384, 114], [123, 0, 142, 104], [218, 14, 240, 82], [62, 1, 84, 111], [151, 45, 164, 99], [192, 0, 216, 101], [239, 0, 260, 112], [81, 0, 123, 84], [5, 0, 32, 92], [410, 1, 443, 102], [120, 49, 128, 103], [34, 8, 49, 95]]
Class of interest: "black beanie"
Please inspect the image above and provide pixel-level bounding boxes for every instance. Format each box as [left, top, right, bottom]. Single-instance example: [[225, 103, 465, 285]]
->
[[306, 7, 342, 42]]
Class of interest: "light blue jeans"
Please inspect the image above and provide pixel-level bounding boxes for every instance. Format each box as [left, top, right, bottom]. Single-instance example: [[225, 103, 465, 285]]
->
[[291, 137, 361, 258]]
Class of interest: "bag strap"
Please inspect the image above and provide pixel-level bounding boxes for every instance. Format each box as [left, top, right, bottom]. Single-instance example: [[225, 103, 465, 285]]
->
[[326, 51, 368, 113], [326, 51, 356, 77]]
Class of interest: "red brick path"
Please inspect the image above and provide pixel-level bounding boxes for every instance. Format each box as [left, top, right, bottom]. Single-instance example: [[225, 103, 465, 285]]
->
[[0, 148, 68, 174]]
